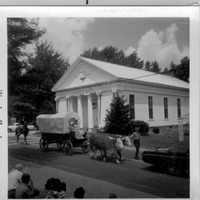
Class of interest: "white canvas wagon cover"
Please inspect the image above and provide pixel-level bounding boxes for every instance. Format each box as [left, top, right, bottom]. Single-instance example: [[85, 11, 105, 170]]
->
[[36, 112, 80, 134]]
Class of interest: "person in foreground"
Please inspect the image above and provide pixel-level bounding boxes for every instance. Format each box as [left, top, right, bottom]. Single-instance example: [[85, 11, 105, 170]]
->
[[15, 173, 34, 199], [8, 163, 24, 199], [109, 193, 117, 198], [74, 187, 85, 198], [41, 178, 66, 199]]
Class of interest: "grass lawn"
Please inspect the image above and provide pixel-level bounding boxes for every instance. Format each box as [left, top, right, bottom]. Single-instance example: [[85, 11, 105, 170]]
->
[[141, 128, 189, 150]]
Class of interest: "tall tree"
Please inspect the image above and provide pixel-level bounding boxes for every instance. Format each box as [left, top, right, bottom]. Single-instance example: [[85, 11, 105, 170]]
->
[[101, 46, 125, 64], [104, 94, 130, 135], [162, 62, 176, 76], [8, 18, 45, 122], [150, 61, 161, 73], [162, 67, 169, 73], [144, 61, 151, 71], [81, 47, 102, 60], [170, 57, 189, 82], [8, 18, 45, 96], [14, 41, 69, 121], [125, 51, 143, 69], [144, 60, 161, 73]]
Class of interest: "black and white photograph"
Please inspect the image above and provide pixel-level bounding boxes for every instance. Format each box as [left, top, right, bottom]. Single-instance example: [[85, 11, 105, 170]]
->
[[0, 5, 199, 200]]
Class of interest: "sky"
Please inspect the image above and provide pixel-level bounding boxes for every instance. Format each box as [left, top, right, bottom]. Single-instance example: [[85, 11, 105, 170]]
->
[[38, 17, 189, 70]]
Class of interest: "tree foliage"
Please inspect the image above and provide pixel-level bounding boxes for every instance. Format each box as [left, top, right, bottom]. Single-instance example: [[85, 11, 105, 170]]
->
[[104, 94, 130, 135], [151, 61, 161, 73], [12, 41, 69, 121], [7, 18, 69, 122], [161, 57, 189, 82], [144, 61, 161, 73], [81, 45, 143, 69], [8, 18, 45, 96], [144, 61, 151, 71], [170, 57, 189, 82]]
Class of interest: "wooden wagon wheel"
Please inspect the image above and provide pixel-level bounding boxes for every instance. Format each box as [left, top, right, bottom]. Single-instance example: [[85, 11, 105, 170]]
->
[[39, 137, 49, 151], [81, 139, 90, 153], [63, 140, 73, 156]]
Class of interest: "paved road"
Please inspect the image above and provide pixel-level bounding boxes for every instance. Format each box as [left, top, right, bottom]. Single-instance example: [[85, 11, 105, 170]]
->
[[8, 132, 189, 198]]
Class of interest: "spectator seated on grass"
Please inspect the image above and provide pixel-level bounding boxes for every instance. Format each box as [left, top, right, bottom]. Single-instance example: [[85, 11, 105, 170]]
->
[[15, 173, 34, 199], [38, 178, 54, 198], [8, 163, 24, 199], [109, 193, 117, 198], [41, 178, 66, 199], [74, 186, 85, 199]]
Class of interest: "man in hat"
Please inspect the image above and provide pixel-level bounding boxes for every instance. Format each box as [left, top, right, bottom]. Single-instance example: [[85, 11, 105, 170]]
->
[[8, 163, 24, 198]]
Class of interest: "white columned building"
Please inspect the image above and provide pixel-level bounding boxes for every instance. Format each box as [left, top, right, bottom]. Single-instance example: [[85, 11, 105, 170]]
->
[[52, 57, 189, 130]]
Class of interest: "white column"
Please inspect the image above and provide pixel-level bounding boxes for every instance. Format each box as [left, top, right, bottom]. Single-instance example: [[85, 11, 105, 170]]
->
[[87, 94, 93, 130], [66, 96, 69, 112], [67, 98, 69, 112], [96, 91, 102, 128], [78, 95, 83, 128], [69, 97, 73, 112], [55, 97, 59, 113]]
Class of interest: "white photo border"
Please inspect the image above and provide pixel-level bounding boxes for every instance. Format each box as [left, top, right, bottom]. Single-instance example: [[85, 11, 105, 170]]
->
[[0, 6, 199, 200]]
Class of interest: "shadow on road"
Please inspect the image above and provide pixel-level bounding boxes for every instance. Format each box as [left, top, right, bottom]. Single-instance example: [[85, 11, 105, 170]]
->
[[90, 155, 126, 164], [8, 146, 68, 164]]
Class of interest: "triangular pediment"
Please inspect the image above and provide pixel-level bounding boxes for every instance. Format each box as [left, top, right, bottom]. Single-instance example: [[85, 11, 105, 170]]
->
[[52, 57, 116, 92], [52, 57, 189, 92]]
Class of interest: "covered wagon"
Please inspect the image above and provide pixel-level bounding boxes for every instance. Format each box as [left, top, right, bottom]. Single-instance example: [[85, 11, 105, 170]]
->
[[36, 112, 90, 155]]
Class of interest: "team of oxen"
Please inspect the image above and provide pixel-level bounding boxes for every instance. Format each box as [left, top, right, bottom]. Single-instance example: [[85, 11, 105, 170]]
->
[[89, 132, 132, 164]]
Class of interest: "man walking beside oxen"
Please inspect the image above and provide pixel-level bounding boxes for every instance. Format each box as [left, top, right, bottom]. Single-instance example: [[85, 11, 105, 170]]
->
[[130, 126, 142, 160]]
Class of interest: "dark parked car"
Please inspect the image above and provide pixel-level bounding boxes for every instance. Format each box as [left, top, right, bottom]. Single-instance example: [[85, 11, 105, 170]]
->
[[142, 147, 189, 175]]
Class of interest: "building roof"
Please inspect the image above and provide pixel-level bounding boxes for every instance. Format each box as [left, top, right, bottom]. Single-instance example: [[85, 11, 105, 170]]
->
[[80, 57, 189, 89]]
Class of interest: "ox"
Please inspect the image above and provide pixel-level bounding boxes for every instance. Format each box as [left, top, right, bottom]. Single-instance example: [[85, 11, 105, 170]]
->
[[89, 133, 127, 164]]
